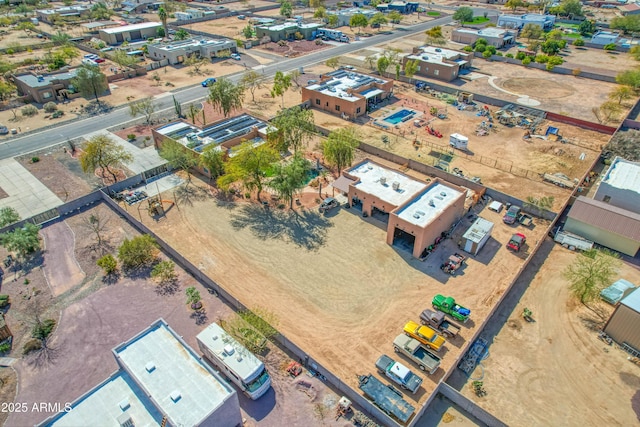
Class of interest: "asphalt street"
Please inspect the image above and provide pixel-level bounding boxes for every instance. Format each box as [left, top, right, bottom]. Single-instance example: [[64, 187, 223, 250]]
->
[[0, 14, 461, 159]]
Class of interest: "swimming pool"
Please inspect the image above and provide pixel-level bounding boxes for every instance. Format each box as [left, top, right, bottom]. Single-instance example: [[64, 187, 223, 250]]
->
[[383, 109, 415, 125]]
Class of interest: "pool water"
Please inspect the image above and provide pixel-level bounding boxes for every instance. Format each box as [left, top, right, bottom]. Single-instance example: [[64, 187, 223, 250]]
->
[[384, 109, 414, 125], [304, 169, 319, 185]]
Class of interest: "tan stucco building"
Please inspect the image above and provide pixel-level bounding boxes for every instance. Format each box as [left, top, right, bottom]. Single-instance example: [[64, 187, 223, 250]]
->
[[334, 160, 466, 258], [302, 70, 393, 120], [403, 46, 472, 82]]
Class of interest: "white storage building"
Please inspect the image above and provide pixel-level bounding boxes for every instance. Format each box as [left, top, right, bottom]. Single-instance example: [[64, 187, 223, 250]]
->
[[461, 217, 493, 255]]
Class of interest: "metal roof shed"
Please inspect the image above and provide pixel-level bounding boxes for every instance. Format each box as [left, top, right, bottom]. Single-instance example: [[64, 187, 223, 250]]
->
[[604, 287, 640, 355], [461, 217, 493, 255], [600, 279, 636, 305]]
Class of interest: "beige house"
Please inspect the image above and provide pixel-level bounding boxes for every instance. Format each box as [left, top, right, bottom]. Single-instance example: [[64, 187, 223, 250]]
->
[[403, 46, 472, 82], [451, 27, 516, 48], [147, 38, 237, 65], [334, 159, 466, 258], [302, 70, 393, 120], [13, 69, 86, 104], [99, 22, 162, 45]]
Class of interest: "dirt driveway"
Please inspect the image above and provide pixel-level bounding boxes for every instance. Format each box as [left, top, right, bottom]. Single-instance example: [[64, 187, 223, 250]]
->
[[40, 221, 85, 296], [447, 241, 640, 426]]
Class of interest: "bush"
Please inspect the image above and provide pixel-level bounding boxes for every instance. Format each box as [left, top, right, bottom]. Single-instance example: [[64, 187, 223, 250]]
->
[[31, 157, 39, 163], [21, 105, 38, 117], [573, 38, 585, 46], [43, 102, 57, 113], [32, 319, 56, 340], [463, 45, 473, 52], [516, 51, 526, 60], [505, 53, 514, 58], [482, 50, 492, 59], [485, 45, 497, 55], [474, 44, 486, 53], [315, 39, 324, 45], [117, 235, 159, 270], [495, 52, 503, 56], [127, 133, 136, 141], [0, 342, 10, 354], [97, 254, 118, 275], [604, 43, 616, 51], [522, 57, 532, 66], [535, 54, 550, 63], [22, 339, 41, 355], [6, 49, 13, 55], [277, 40, 287, 46], [151, 260, 176, 284]]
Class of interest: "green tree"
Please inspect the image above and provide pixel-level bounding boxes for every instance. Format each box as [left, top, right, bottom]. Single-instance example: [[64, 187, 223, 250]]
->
[[17, 21, 35, 36], [111, 50, 138, 68], [325, 57, 340, 70], [505, 0, 524, 11], [388, 11, 403, 26], [217, 142, 279, 201], [271, 71, 292, 108], [0, 80, 15, 102], [616, 69, 640, 90], [79, 134, 133, 183], [314, 6, 327, 20], [280, 0, 293, 18], [208, 77, 245, 117], [158, 6, 168, 39], [369, 12, 388, 31], [322, 127, 359, 174], [185, 286, 202, 307], [541, 39, 565, 55], [72, 63, 108, 104], [97, 254, 118, 275], [240, 70, 264, 103], [564, 249, 620, 306], [128, 97, 156, 124], [199, 146, 225, 182], [579, 19, 595, 36], [425, 25, 445, 45], [173, 28, 190, 41], [350, 13, 369, 34], [0, 223, 41, 261], [560, 0, 583, 18], [376, 56, 390, 76], [51, 31, 71, 45], [160, 139, 198, 181], [611, 15, 640, 35], [269, 106, 316, 153], [364, 54, 377, 71], [609, 85, 634, 105], [184, 54, 208, 75], [520, 23, 543, 41], [91, 2, 112, 20], [404, 59, 419, 82], [327, 14, 339, 28], [117, 235, 159, 270], [268, 153, 311, 208], [453, 7, 473, 26], [242, 24, 253, 39], [151, 260, 176, 284], [0, 207, 20, 228]]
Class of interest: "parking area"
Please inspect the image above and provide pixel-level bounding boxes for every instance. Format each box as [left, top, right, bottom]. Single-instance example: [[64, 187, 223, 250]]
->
[[139, 164, 549, 410], [0, 158, 62, 218]]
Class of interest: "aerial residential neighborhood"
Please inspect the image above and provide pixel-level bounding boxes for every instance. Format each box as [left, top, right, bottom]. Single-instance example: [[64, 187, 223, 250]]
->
[[1, 0, 640, 426]]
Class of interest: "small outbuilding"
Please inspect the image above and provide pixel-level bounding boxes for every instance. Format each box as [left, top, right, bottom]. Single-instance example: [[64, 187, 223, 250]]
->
[[600, 279, 636, 305], [461, 217, 493, 255], [603, 287, 640, 355], [0, 313, 12, 342]]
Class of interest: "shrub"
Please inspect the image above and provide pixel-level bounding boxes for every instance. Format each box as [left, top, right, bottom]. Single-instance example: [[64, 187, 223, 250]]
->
[[482, 50, 492, 59], [496, 52, 503, 56], [572, 68, 581, 77], [0, 342, 10, 354], [535, 54, 549, 63], [117, 235, 159, 270], [21, 105, 38, 117], [31, 157, 39, 163], [22, 339, 41, 355], [151, 260, 176, 284], [474, 44, 486, 53], [21, 58, 36, 66], [315, 39, 324, 45], [573, 38, 585, 46], [485, 45, 497, 55], [43, 102, 57, 113], [32, 319, 56, 340], [6, 49, 13, 55], [463, 45, 473, 52], [505, 53, 514, 58], [277, 40, 287, 46], [522, 57, 532, 66], [515, 51, 526, 60], [127, 133, 136, 141], [97, 254, 118, 275], [603, 43, 616, 51]]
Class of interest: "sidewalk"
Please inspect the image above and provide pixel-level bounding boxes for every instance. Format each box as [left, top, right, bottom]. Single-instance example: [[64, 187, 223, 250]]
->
[[0, 158, 62, 218], [85, 130, 166, 174]]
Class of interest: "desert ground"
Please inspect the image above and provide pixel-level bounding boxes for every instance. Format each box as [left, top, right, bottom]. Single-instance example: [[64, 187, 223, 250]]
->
[[0, 203, 363, 427], [446, 241, 640, 427], [134, 162, 549, 411]]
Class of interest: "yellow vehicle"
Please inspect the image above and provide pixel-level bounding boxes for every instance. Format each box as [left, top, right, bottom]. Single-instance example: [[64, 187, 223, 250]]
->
[[403, 321, 446, 352]]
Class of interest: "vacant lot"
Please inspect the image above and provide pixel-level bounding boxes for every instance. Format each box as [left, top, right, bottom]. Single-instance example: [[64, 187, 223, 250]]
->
[[140, 169, 548, 410], [448, 241, 640, 427]]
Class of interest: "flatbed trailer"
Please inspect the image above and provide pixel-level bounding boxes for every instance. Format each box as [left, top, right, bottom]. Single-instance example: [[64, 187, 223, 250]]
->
[[358, 374, 415, 424]]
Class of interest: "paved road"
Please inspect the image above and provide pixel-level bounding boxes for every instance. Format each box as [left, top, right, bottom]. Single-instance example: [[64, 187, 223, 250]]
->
[[0, 15, 455, 160]]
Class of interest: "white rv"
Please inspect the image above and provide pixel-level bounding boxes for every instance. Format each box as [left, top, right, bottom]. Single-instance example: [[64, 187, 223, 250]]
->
[[197, 323, 272, 400]]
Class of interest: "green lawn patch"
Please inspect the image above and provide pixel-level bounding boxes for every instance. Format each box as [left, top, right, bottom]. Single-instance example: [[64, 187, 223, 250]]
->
[[463, 17, 490, 25], [427, 11, 440, 16]]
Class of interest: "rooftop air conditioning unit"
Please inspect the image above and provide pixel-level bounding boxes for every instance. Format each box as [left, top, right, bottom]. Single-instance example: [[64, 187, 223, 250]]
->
[[440, 192, 447, 197], [392, 182, 400, 191], [380, 177, 386, 185], [429, 199, 435, 207], [223, 344, 235, 356]]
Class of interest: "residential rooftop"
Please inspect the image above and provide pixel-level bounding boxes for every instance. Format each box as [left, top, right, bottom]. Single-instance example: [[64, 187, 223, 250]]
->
[[621, 287, 640, 312], [153, 37, 234, 52], [601, 157, 640, 193], [38, 5, 88, 15], [406, 46, 469, 67], [113, 320, 235, 427], [306, 70, 388, 101], [348, 160, 427, 207], [499, 13, 554, 22], [14, 70, 77, 88], [396, 182, 464, 227], [43, 372, 162, 427], [257, 22, 298, 31], [455, 27, 511, 37], [462, 217, 494, 244], [100, 21, 162, 34]]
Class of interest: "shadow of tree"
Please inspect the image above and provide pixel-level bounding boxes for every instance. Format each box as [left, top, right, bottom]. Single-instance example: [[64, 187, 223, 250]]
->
[[174, 184, 210, 207], [155, 279, 180, 296], [101, 270, 121, 285], [229, 204, 332, 251], [190, 309, 208, 326], [27, 341, 61, 368], [632, 390, 640, 422]]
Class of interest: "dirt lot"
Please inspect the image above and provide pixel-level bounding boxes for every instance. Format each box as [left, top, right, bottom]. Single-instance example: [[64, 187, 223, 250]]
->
[[2, 204, 361, 426], [137, 165, 549, 411], [447, 241, 640, 427]]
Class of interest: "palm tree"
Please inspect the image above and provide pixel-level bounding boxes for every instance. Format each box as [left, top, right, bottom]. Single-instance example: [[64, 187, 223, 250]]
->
[[158, 6, 168, 39]]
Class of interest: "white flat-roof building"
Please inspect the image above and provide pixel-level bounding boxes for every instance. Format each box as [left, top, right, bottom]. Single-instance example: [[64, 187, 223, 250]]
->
[[99, 22, 162, 45], [38, 319, 242, 427], [452, 27, 516, 48], [461, 217, 494, 255], [147, 37, 236, 64], [497, 14, 556, 31], [594, 156, 640, 213], [340, 159, 467, 258]]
